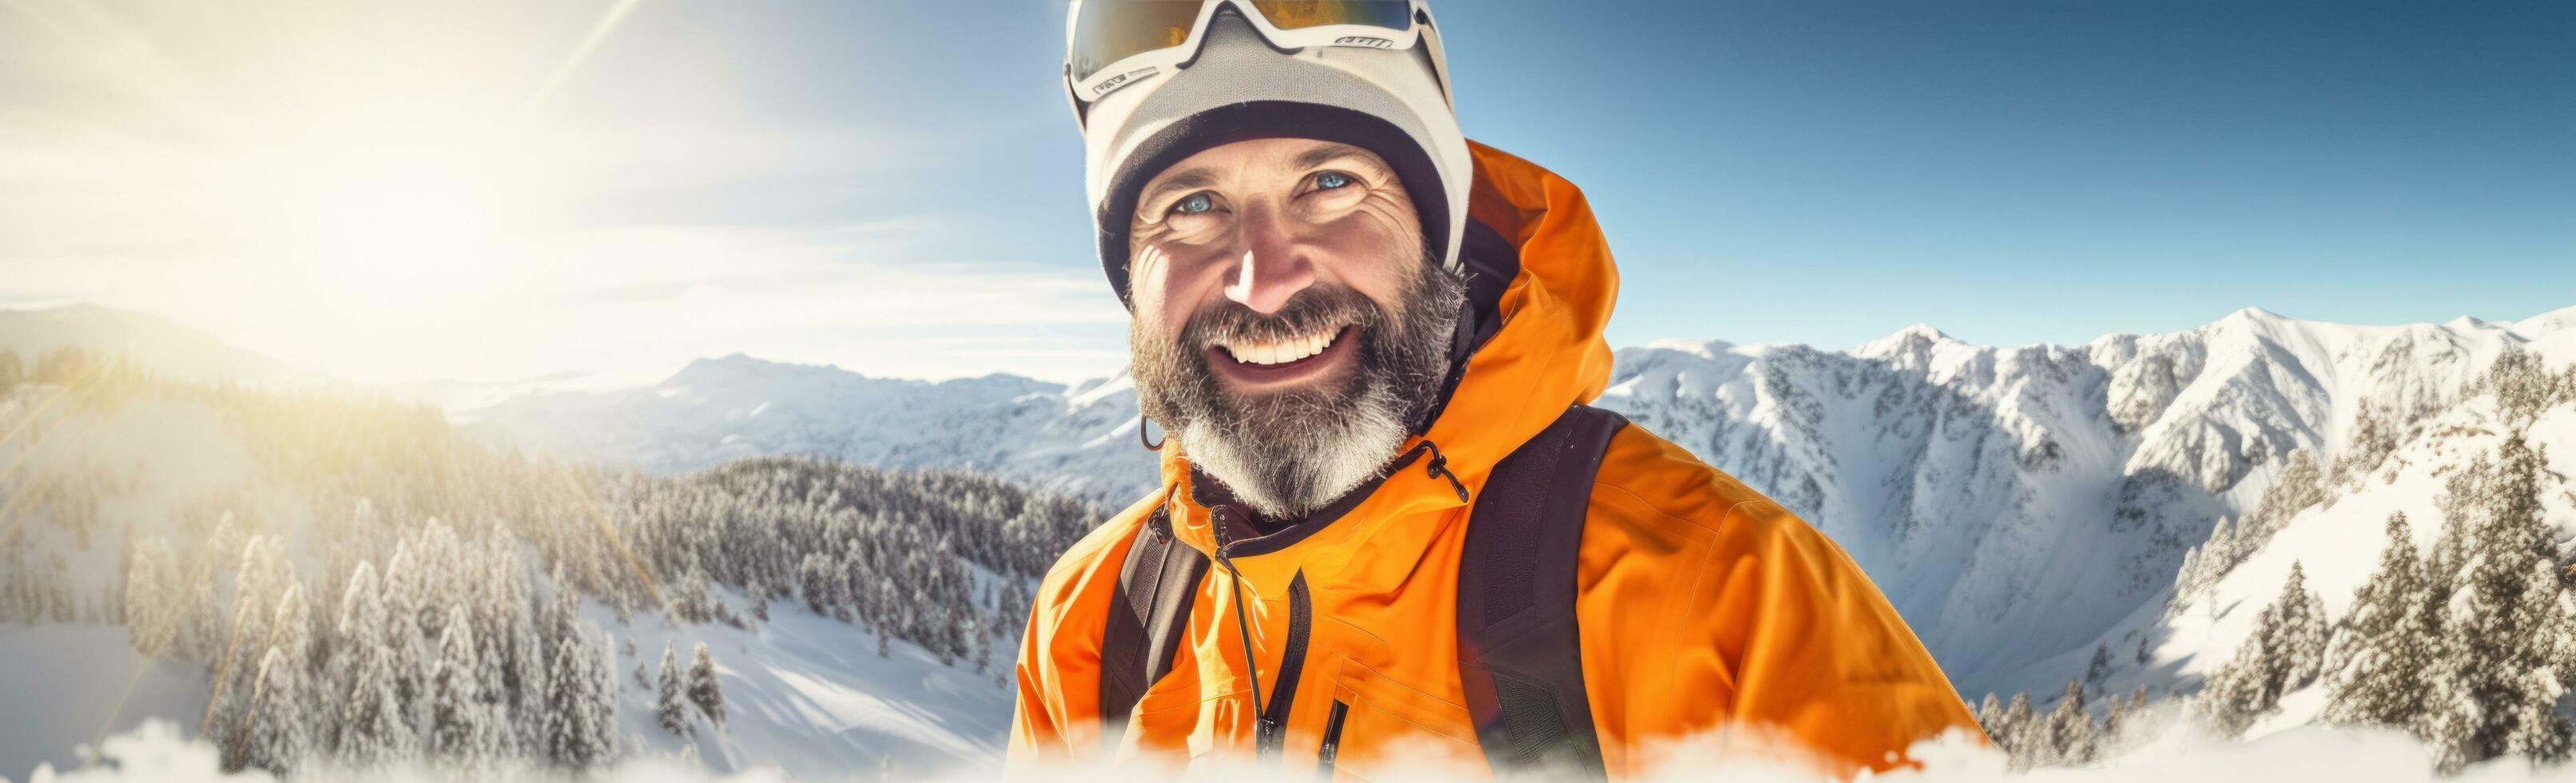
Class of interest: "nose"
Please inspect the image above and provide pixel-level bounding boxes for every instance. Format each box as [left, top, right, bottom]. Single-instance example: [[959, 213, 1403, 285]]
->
[[1222, 201, 1315, 315]]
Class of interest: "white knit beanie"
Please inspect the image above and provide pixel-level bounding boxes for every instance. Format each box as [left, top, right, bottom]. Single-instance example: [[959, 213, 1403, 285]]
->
[[1069, 2, 1471, 308]]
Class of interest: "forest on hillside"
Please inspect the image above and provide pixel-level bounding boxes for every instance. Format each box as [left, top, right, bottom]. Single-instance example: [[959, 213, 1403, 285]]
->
[[0, 347, 1104, 777]]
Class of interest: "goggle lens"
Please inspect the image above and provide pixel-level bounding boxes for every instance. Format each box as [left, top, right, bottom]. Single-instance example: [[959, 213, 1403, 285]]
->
[[1247, 1, 1413, 30], [1070, 1, 1414, 83], [1071, 1, 1203, 83]]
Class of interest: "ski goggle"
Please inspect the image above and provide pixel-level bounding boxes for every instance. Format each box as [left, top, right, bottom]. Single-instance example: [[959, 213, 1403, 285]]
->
[[1065, 0, 1447, 111]]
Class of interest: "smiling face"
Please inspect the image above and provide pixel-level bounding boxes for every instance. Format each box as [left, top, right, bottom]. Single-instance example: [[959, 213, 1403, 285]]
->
[[1126, 137, 1464, 519]]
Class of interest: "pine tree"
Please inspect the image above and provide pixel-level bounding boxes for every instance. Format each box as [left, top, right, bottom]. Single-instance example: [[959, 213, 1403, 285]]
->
[[334, 561, 413, 765], [2101, 691, 2126, 744], [431, 606, 496, 770], [2235, 449, 2325, 552], [123, 537, 176, 656], [2427, 433, 2572, 768], [2030, 679, 2095, 766], [2000, 691, 2033, 757], [181, 570, 221, 662], [2334, 406, 2399, 488], [2198, 567, 2320, 742], [2324, 513, 2433, 733], [543, 620, 615, 769], [241, 647, 308, 775], [2086, 642, 2113, 690], [688, 642, 726, 730], [658, 642, 692, 738], [380, 547, 431, 730], [2276, 562, 2329, 690], [236, 583, 312, 775], [800, 552, 839, 615], [1976, 693, 2006, 740]]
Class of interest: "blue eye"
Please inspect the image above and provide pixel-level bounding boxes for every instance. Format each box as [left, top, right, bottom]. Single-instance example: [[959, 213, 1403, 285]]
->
[[1174, 193, 1213, 215], [1315, 172, 1353, 190]]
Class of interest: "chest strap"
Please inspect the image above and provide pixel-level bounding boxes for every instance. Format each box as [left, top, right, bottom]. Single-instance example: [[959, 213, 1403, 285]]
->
[[1457, 403, 1624, 781], [1097, 507, 1207, 753]]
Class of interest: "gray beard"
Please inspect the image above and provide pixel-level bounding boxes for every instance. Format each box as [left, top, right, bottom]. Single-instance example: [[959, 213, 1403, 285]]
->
[[1131, 261, 1465, 519]]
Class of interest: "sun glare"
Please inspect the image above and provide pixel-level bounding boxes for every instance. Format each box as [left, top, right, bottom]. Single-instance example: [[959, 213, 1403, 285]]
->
[[292, 129, 515, 329], [1, 0, 659, 383]]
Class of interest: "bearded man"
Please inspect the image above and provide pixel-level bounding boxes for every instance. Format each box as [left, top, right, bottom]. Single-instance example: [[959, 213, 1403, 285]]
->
[[1012, 2, 1982, 778]]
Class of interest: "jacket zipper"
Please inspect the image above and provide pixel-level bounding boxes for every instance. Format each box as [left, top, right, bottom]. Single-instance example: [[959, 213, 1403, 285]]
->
[[1255, 572, 1311, 757], [1212, 505, 1315, 763], [1317, 699, 1350, 777]]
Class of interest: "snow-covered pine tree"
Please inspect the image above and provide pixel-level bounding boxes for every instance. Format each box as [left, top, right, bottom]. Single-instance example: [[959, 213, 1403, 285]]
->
[[334, 561, 414, 765], [2486, 347, 2558, 426], [2204, 559, 2330, 730], [2428, 431, 2571, 768], [800, 552, 838, 615], [543, 619, 616, 769], [490, 541, 547, 753], [2424, 457, 2487, 598], [584, 630, 619, 761], [431, 605, 496, 770], [241, 646, 308, 775], [677, 566, 714, 623], [658, 642, 691, 738], [2276, 562, 2328, 690], [2101, 692, 2126, 744], [214, 535, 293, 770], [1976, 693, 2006, 739], [2240, 449, 2324, 551], [2333, 405, 2399, 488], [688, 642, 726, 730], [380, 546, 431, 730], [1999, 691, 2033, 755], [2086, 642, 2113, 690], [2041, 678, 2097, 766], [2324, 512, 2434, 733], [123, 536, 176, 656]]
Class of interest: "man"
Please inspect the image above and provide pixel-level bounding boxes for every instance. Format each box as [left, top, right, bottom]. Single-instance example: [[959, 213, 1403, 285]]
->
[[1013, 2, 1982, 778]]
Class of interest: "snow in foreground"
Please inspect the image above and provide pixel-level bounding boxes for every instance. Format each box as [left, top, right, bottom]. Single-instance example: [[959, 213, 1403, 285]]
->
[[21, 719, 2576, 783]]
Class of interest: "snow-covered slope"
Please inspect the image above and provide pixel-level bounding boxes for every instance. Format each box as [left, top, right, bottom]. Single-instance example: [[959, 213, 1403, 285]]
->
[[468, 305, 2576, 700]]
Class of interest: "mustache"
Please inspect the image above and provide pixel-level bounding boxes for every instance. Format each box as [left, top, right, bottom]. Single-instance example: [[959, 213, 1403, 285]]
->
[[1179, 284, 1389, 353]]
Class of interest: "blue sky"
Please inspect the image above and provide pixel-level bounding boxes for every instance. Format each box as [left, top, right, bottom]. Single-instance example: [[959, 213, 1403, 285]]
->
[[4, 0, 2570, 384], [634, 0, 2576, 352]]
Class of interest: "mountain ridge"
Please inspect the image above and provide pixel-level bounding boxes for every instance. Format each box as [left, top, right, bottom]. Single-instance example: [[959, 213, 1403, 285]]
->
[[457, 304, 2576, 698]]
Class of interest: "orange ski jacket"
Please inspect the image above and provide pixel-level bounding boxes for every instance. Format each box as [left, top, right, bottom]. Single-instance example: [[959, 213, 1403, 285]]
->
[[1011, 141, 1982, 779]]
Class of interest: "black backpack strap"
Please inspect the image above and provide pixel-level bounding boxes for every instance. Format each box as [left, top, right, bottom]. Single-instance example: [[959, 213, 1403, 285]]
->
[[1098, 506, 1208, 752], [1457, 404, 1628, 781]]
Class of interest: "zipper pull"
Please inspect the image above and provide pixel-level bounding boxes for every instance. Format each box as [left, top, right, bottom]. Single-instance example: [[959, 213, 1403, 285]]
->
[[1420, 439, 1469, 502]]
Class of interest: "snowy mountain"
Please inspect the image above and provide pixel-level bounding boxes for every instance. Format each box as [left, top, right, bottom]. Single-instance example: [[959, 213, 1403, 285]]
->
[[0, 304, 284, 383], [1603, 306, 2576, 702], [460, 355, 1157, 503], [471, 306, 2576, 701]]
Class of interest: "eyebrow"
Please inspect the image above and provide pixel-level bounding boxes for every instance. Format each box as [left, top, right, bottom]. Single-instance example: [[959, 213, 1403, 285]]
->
[[1290, 143, 1380, 173], [1140, 169, 1215, 208]]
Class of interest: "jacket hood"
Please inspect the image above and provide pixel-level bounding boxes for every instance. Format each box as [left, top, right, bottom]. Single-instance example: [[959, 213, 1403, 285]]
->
[[1151, 140, 1618, 597]]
